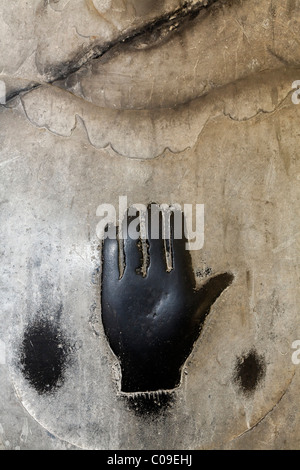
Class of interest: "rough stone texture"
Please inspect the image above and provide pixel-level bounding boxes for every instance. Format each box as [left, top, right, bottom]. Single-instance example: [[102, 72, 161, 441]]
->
[[0, 0, 300, 450]]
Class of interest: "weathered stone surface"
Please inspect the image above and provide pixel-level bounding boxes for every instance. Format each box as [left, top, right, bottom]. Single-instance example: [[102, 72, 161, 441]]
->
[[0, 0, 299, 450], [55, 0, 300, 110], [17, 68, 298, 159], [0, 0, 209, 85]]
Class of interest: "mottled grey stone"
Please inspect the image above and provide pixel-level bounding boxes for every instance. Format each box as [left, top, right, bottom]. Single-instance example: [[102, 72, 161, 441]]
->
[[0, 0, 299, 450]]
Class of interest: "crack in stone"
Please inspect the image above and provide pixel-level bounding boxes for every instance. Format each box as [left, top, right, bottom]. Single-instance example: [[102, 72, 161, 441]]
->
[[4, 83, 42, 105], [1, 0, 222, 105], [47, 0, 222, 82], [228, 372, 296, 444]]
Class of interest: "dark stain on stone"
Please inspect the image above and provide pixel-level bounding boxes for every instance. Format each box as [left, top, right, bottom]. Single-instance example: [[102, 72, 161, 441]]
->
[[287, 0, 297, 15], [246, 269, 251, 290], [123, 392, 175, 417], [234, 350, 266, 396], [132, 0, 165, 17], [196, 266, 212, 279], [28, 1, 222, 84], [20, 319, 70, 395]]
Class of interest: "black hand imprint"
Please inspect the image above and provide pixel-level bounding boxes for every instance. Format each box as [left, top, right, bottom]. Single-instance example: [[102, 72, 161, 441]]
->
[[101, 204, 233, 393]]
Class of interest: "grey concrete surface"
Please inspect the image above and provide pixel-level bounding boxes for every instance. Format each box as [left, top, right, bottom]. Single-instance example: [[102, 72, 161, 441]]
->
[[0, 0, 299, 450]]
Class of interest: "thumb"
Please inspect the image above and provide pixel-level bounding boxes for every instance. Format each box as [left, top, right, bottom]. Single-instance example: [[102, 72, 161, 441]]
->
[[192, 272, 234, 326]]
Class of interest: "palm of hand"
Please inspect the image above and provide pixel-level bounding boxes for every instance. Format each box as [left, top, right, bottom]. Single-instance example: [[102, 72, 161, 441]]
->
[[101, 207, 233, 393]]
